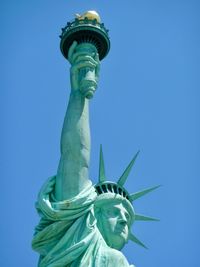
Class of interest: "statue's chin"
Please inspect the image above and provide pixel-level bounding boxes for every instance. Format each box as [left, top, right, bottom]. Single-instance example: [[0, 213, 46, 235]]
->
[[110, 240, 125, 251], [106, 234, 127, 251]]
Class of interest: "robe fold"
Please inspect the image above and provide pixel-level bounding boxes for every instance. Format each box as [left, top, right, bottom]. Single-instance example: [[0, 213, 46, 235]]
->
[[32, 176, 135, 267]]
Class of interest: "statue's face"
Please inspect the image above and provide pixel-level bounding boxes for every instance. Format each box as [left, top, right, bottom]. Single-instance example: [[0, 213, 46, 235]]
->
[[97, 202, 131, 250]]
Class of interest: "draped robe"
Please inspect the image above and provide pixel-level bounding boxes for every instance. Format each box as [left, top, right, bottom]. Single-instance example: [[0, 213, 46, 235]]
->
[[32, 176, 135, 267]]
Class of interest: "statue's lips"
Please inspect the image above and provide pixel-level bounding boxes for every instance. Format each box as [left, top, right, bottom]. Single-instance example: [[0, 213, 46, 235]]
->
[[115, 225, 127, 235]]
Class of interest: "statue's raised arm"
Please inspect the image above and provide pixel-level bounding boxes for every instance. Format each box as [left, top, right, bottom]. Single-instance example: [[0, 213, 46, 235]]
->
[[55, 41, 100, 200]]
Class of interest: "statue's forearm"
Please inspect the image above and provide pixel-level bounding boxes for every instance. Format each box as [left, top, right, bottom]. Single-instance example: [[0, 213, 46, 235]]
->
[[55, 91, 91, 200]]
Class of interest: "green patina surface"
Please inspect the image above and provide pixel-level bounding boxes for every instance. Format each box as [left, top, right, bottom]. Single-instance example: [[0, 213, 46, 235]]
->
[[32, 12, 158, 267]]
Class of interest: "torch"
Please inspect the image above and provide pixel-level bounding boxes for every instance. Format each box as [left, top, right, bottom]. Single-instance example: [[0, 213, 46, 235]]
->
[[60, 11, 110, 98]]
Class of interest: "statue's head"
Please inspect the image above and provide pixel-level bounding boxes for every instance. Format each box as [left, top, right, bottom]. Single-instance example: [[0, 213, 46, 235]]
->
[[94, 193, 134, 250], [94, 146, 160, 250]]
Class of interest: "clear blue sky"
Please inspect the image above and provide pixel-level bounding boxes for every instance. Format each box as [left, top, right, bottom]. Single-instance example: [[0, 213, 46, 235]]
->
[[1, 0, 200, 266]]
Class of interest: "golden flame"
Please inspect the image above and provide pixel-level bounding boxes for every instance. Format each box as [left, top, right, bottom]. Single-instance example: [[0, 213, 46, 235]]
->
[[75, 10, 101, 23]]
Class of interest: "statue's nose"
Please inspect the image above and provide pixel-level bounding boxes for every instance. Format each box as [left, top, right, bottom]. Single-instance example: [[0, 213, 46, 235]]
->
[[118, 212, 127, 224], [119, 220, 127, 227]]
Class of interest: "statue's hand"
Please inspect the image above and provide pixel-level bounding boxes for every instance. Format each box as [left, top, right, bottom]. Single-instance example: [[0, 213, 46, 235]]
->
[[68, 41, 100, 98]]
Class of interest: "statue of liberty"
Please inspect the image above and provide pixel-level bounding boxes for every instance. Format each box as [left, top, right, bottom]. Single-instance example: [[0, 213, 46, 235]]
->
[[32, 11, 159, 267]]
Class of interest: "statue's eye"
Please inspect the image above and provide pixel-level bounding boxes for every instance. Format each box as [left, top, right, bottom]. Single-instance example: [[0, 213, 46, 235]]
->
[[105, 207, 119, 217]]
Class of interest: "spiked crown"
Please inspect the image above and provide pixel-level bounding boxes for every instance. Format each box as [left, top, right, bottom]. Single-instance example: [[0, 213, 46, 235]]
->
[[94, 145, 160, 249]]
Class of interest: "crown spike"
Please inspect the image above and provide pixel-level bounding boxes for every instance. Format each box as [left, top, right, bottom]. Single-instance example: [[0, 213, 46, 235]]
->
[[129, 233, 148, 249], [130, 185, 161, 202], [117, 151, 140, 186], [135, 214, 159, 221], [99, 145, 106, 182]]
